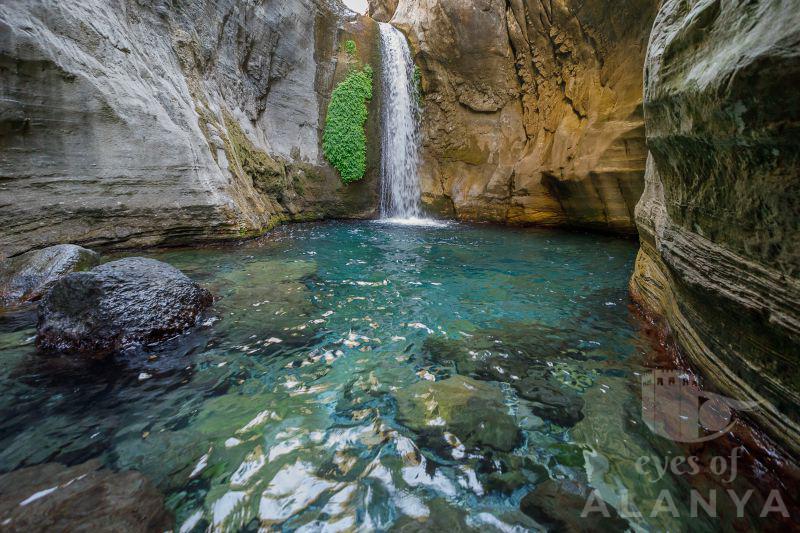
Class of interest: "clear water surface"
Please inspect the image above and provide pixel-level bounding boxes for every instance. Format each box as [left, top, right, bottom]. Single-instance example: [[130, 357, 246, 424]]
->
[[0, 221, 771, 531]]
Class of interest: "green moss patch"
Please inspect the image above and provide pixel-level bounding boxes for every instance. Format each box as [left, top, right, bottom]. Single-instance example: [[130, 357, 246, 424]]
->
[[223, 113, 287, 195], [323, 44, 373, 184], [413, 65, 423, 105]]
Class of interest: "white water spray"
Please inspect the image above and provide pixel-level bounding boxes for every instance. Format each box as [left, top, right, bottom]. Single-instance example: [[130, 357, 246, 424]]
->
[[378, 23, 426, 222]]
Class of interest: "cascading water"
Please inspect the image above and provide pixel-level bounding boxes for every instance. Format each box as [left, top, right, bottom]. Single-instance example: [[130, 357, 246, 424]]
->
[[378, 22, 425, 222]]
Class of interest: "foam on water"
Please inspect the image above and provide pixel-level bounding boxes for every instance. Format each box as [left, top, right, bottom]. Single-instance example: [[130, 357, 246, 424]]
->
[[373, 217, 449, 228]]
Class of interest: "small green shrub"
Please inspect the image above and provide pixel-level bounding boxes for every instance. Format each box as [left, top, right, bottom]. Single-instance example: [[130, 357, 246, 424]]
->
[[413, 65, 423, 105], [323, 64, 373, 183], [344, 40, 357, 56]]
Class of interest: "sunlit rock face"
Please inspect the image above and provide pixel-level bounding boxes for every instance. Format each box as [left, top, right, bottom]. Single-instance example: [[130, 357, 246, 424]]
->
[[0, 0, 380, 258], [630, 0, 800, 456], [368, 0, 398, 22], [374, 0, 658, 233]]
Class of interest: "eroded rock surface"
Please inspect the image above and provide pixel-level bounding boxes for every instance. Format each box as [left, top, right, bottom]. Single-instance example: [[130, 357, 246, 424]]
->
[[0, 459, 171, 532], [0, 245, 99, 307], [37, 258, 212, 358], [630, 0, 800, 455], [369, 0, 399, 22], [0, 1, 381, 258], [383, 0, 658, 232]]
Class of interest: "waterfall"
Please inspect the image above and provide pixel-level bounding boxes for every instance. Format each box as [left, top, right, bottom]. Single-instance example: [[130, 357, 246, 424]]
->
[[378, 23, 423, 221]]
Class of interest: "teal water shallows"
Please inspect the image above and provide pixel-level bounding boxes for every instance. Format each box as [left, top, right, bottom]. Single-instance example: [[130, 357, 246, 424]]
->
[[0, 222, 780, 531]]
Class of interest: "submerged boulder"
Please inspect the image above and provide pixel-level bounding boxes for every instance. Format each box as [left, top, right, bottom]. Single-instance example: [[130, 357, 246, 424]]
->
[[394, 374, 519, 452], [0, 245, 99, 307], [515, 374, 586, 428], [0, 459, 171, 532], [36, 257, 212, 358], [520, 479, 628, 532]]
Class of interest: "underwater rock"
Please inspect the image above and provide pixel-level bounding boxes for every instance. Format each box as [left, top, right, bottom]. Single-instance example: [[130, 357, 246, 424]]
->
[[520, 479, 628, 532], [389, 498, 470, 532], [36, 258, 212, 358], [0, 245, 99, 307], [0, 459, 171, 532], [515, 374, 585, 428], [422, 325, 596, 383], [422, 332, 588, 427], [394, 375, 519, 452]]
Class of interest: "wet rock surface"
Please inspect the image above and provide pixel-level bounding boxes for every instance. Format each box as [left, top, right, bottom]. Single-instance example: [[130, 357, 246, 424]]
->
[[36, 258, 212, 358], [383, 0, 658, 232], [394, 375, 520, 452], [368, 0, 398, 22], [630, 0, 800, 455], [0, 245, 99, 308], [0, 459, 171, 532]]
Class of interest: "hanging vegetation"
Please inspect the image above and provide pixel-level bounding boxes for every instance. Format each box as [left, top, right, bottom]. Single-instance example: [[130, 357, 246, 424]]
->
[[323, 41, 373, 184]]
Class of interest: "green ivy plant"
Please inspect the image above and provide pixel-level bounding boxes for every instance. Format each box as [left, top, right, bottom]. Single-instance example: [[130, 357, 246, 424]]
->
[[344, 39, 357, 56], [323, 41, 373, 184], [413, 65, 423, 106]]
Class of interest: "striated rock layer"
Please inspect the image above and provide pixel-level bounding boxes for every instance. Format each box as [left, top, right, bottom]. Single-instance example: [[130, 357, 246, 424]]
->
[[376, 0, 658, 233], [0, 0, 381, 259], [631, 0, 800, 455]]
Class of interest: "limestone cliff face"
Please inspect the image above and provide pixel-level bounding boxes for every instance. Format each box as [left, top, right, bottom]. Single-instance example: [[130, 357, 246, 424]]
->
[[377, 0, 657, 233], [0, 0, 380, 258], [631, 0, 800, 455], [369, 0, 399, 22]]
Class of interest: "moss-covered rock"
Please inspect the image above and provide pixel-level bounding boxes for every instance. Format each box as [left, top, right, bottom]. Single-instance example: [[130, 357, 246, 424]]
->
[[223, 113, 286, 195]]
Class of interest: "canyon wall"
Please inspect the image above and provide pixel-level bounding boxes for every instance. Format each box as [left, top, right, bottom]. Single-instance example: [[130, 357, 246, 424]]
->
[[631, 0, 800, 456], [0, 0, 380, 258], [375, 0, 658, 233]]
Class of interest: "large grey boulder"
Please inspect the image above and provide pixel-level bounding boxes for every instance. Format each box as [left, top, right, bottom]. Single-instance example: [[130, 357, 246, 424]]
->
[[0, 245, 99, 307], [0, 459, 171, 532], [36, 258, 212, 358]]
